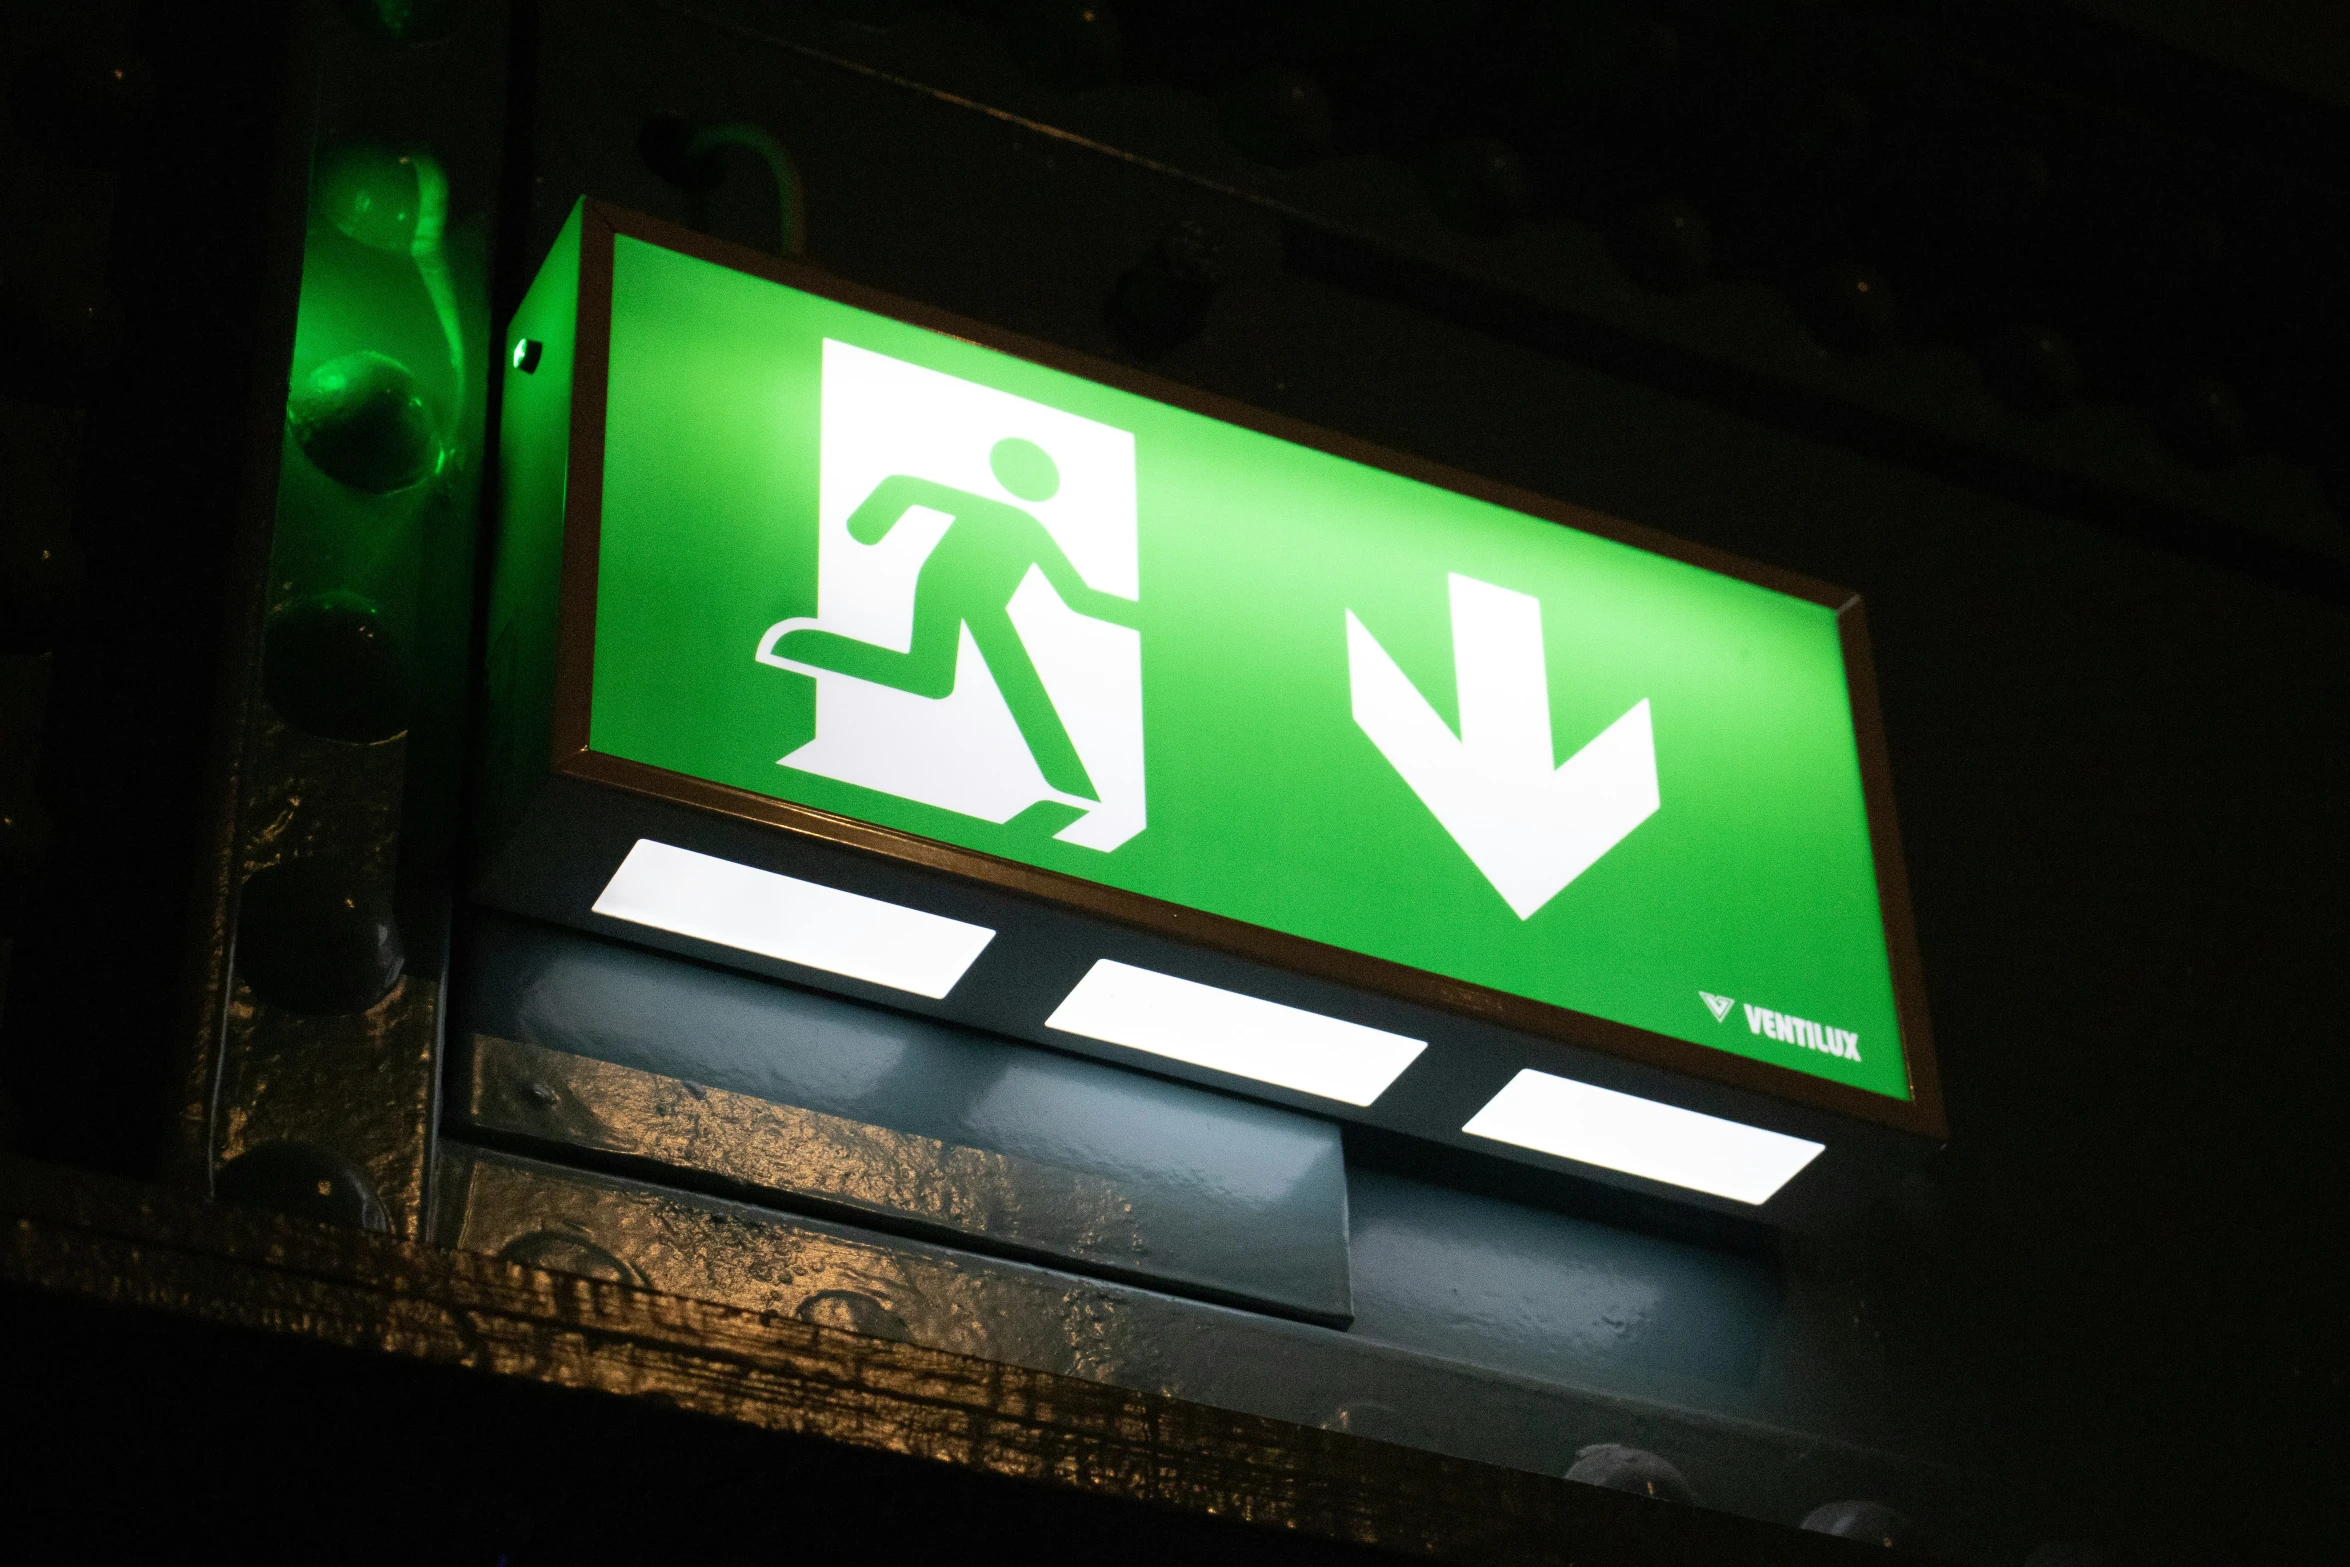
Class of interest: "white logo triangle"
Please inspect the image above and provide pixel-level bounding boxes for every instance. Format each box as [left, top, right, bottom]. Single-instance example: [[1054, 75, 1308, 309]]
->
[[1699, 991, 1735, 1023]]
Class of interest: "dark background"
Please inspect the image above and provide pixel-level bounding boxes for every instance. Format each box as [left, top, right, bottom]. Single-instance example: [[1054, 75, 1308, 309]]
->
[[3, 2, 2344, 1560]]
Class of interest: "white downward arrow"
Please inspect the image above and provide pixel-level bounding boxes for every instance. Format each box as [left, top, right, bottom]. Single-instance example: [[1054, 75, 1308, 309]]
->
[[1346, 574, 1660, 920]]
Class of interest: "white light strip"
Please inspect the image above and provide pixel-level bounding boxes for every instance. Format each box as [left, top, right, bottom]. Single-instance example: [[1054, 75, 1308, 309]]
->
[[1045, 959, 1426, 1106], [591, 839, 995, 1000], [1462, 1069, 1824, 1205]]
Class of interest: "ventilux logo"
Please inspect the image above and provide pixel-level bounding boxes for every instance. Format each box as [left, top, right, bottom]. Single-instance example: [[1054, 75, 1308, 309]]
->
[[756, 341, 1146, 851], [1700, 992, 1860, 1063], [1743, 1002, 1860, 1062]]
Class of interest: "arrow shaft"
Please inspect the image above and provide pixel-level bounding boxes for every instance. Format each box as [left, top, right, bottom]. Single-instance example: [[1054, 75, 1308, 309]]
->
[[1449, 575, 1552, 772], [1347, 574, 1662, 921]]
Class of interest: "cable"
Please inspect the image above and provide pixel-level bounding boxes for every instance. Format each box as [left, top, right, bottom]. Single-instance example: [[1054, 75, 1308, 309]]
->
[[683, 122, 806, 256], [405, 152, 464, 469]]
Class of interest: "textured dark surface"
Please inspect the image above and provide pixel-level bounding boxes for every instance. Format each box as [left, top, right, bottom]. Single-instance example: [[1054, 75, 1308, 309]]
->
[[0, 1152, 1941, 1565], [456, 1019, 1355, 1322], [431, 1141, 1967, 1531]]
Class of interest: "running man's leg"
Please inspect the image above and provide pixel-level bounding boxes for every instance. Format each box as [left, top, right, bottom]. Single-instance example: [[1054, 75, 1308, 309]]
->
[[771, 595, 963, 698], [967, 611, 1097, 801]]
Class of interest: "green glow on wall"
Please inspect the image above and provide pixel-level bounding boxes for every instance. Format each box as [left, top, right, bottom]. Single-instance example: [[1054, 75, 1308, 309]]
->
[[275, 141, 485, 628]]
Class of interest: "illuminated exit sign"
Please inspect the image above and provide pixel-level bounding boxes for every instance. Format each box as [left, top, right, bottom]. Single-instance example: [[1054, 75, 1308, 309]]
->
[[481, 202, 1944, 1216]]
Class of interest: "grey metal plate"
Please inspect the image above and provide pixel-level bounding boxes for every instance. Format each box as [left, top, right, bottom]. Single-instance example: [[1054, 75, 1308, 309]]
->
[[1344, 1170, 1784, 1397], [455, 911, 1352, 1322]]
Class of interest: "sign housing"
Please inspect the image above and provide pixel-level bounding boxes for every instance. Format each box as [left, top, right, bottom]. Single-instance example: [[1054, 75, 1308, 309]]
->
[[481, 202, 1944, 1221]]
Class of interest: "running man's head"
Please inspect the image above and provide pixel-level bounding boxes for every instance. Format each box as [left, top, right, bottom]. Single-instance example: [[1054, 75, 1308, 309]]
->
[[990, 437, 1060, 503]]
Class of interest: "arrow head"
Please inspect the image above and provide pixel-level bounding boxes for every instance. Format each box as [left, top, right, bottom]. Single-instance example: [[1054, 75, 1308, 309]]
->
[[1347, 575, 1660, 920]]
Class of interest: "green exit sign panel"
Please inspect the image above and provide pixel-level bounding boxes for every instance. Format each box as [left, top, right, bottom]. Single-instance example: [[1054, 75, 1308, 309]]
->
[[493, 203, 1939, 1139]]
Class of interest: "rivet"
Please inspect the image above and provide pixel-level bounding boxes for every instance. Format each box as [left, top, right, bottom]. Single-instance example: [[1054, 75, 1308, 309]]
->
[[1801, 1500, 1917, 1548], [1320, 1399, 1433, 1446], [1108, 220, 1226, 357], [1006, 0, 1124, 90], [1564, 1443, 1698, 1505], [1219, 68, 1334, 168], [2158, 376, 2250, 468], [794, 1289, 912, 1342], [286, 350, 441, 493], [334, 0, 464, 45], [216, 1141, 391, 1232], [262, 592, 414, 744], [499, 1229, 646, 1286], [1418, 138, 1535, 238], [312, 138, 434, 254], [1609, 197, 1715, 291], [1798, 262, 1900, 353], [1985, 323, 2082, 418], [236, 859, 405, 1014]]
